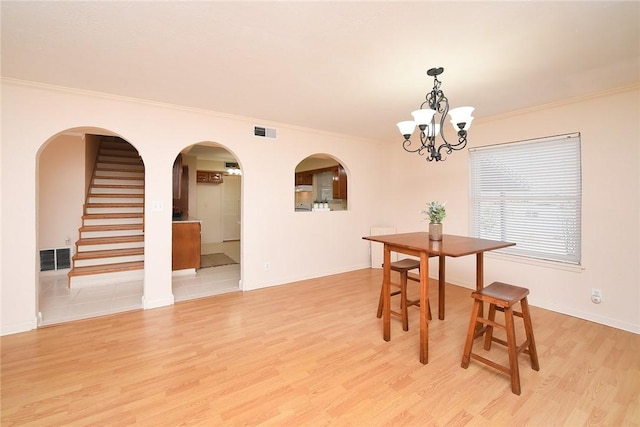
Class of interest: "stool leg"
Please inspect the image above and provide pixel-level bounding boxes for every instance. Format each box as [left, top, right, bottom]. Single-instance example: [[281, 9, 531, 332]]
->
[[400, 272, 409, 331], [376, 282, 384, 318], [521, 297, 540, 371], [484, 303, 497, 350], [504, 306, 521, 395], [461, 299, 482, 368]]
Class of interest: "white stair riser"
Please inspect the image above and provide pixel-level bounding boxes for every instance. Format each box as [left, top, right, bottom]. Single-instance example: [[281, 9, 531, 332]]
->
[[80, 229, 144, 239], [95, 170, 144, 178], [77, 241, 144, 252], [73, 254, 144, 267], [85, 207, 143, 214], [98, 155, 141, 163], [93, 178, 144, 186], [98, 153, 139, 161], [87, 196, 144, 204], [90, 187, 144, 195], [69, 269, 144, 288], [83, 217, 143, 226], [96, 162, 144, 171], [100, 146, 137, 154]]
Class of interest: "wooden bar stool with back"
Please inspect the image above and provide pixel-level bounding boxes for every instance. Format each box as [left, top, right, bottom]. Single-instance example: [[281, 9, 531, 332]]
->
[[461, 281, 540, 395]]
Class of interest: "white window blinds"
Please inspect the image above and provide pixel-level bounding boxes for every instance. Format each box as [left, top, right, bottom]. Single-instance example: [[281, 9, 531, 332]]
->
[[469, 133, 582, 265]]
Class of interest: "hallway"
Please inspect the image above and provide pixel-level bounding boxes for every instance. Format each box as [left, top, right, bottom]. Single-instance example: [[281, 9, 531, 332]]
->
[[38, 241, 240, 326]]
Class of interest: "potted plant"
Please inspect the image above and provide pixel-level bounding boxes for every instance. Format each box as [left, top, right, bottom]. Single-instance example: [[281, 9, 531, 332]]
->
[[421, 201, 446, 241]]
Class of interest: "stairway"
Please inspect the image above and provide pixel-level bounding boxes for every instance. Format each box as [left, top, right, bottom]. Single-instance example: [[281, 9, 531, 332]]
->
[[68, 137, 145, 287]]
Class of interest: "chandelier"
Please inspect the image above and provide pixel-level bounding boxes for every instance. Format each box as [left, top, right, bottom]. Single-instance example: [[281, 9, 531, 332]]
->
[[397, 67, 474, 162]]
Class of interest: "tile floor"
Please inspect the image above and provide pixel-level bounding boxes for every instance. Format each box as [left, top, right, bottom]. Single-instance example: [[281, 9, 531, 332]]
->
[[38, 241, 241, 326]]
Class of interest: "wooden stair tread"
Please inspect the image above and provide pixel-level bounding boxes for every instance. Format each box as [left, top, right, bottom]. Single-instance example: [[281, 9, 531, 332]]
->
[[99, 153, 138, 158], [99, 150, 140, 156], [91, 184, 144, 189], [73, 247, 144, 260], [77, 235, 144, 245], [97, 159, 144, 170], [85, 202, 144, 208], [95, 166, 144, 171], [87, 194, 144, 198], [79, 224, 143, 232], [83, 213, 143, 219], [68, 261, 144, 277], [93, 175, 144, 180]]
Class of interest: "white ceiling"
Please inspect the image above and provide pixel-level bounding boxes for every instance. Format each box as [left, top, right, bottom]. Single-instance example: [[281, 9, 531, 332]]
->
[[2, 1, 639, 143]]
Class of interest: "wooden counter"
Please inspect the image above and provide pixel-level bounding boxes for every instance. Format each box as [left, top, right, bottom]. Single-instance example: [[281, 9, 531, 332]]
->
[[172, 220, 201, 270]]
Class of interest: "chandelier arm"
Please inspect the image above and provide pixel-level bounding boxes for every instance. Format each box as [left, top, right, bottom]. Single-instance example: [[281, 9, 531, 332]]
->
[[437, 130, 468, 154], [402, 137, 428, 155]]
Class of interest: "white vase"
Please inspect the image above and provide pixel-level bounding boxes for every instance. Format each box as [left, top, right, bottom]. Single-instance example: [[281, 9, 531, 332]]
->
[[429, 222, 443, 241]]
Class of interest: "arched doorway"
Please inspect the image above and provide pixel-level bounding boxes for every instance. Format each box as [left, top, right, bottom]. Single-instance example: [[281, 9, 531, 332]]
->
[[171, 142, 242, 301], [36, 129, 145, 326]]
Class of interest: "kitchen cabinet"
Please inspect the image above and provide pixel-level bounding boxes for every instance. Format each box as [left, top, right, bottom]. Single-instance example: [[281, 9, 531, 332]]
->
[[295, 172, 313, 185], [333, 165, 347, 199], [196, 170, 223, 184], [172, 221, 201, 270]]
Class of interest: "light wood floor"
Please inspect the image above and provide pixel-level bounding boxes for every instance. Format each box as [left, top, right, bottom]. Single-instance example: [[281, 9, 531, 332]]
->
[[2, 269, 639, 426]]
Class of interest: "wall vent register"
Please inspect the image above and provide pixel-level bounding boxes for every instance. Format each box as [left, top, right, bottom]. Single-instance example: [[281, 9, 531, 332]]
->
[[39, 248, 71, 271], [254, 126, 278, 139]]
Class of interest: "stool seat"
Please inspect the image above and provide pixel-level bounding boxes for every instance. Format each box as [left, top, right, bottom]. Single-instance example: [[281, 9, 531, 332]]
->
[[388, 259, 422, 271], [377, 259, 431, 331], [472, 282, 529, 306], [461, 281, 539, 395]]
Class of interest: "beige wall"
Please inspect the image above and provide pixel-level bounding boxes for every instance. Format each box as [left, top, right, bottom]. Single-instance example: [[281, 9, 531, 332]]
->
[[0, 80, 385, 334], [37, 133, 85, 250], [1, 80, 638, 335], [384, 87, 640, 333]]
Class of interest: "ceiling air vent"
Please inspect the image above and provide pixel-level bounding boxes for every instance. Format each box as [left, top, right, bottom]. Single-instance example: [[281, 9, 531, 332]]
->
[[254, 126, 278, 139]]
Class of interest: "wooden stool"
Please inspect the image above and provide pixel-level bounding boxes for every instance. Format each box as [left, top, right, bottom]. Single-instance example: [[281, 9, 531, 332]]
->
[[376, 259, 431, 331], [461, 281, 539, 395]]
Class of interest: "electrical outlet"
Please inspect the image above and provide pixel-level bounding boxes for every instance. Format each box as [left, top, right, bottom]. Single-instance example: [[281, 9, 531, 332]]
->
[[151, 200, 164, 212], [591, 288, 602, 304], [264, 262, 271, 271]]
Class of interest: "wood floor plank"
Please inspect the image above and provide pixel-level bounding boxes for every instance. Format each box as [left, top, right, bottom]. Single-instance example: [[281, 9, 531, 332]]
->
[[2, 268, 639, 426]]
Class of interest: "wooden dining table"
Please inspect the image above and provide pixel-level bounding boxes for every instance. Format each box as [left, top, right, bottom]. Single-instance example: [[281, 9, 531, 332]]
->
[[362, 232, 515, 364]]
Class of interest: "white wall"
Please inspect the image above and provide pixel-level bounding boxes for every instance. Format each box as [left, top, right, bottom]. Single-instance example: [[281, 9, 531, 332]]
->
[[2, 80, 638, 335], [38, 133, 85, 250], [0, 80, 386, 334], [386, 88, 640, 333]]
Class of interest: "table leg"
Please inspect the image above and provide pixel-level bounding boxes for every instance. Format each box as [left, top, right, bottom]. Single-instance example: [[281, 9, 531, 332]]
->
[[419, 251, 430, 364], [383, 245, 391, 342], [476, 252, 484, 319], [438, 255, 445, 320]]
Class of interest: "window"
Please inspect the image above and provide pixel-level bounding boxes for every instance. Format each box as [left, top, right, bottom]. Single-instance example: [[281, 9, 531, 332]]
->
[[469, 133, 581, 265]]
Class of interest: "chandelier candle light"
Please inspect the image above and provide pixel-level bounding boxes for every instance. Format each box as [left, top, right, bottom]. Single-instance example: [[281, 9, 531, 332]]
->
[[397, 67, 474, 162]]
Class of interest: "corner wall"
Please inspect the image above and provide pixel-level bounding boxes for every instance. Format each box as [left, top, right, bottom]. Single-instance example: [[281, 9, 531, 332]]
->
[[0, 80, 387, 334], [387, 87, 640, 333]]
